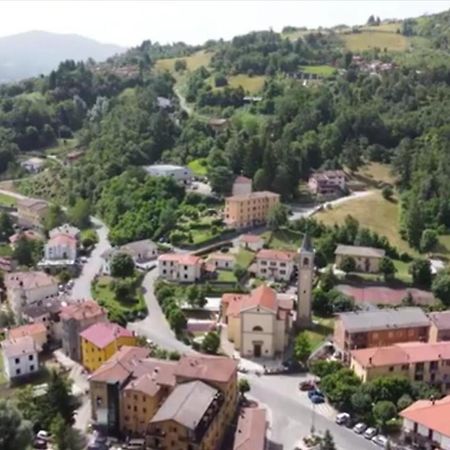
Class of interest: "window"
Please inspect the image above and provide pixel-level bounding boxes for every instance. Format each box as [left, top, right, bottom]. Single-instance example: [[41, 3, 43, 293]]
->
[[127, 405, 131, 410], [16, 369, 21, 375], [401, 364, 409, 370], [29, 365, 34, 371], [15, 358, 19, 364], [134, 395, 138, 400], [253, 326, 263, 332], [28, 355, 33, 361], [133, 406, 137, 412], [143, 408, 147, 413], [280, 262, 286, 267], [389, 366, 394, 372], [125, 416, 129, 422]]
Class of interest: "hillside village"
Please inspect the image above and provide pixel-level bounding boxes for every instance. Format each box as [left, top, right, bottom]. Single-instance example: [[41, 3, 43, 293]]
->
[[2, 5, 450, 450]]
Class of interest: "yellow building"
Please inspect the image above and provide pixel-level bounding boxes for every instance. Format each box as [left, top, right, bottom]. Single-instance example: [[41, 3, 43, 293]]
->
[[224, 191, 280, 229], [80, 322, 136, 372]]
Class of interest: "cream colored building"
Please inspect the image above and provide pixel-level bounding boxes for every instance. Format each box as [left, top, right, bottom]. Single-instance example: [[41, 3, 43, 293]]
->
[[335, 244, 385, 273], [222, 284, 293, 358], [158, 253, 203, 282], [224, 191, 280, 229]]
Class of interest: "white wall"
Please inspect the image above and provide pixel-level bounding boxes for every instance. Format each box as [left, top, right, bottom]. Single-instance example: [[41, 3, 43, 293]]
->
[[256, 259, 294, 281], [45, 243, 77, 261], [4, 350, 39, 380]]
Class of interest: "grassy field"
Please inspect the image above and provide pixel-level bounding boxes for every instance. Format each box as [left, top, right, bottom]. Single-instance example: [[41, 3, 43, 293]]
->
[[155, 50, 213, 73], [304, 316, 334, 350], [352, 162, 397, 186], [341, 30, 409, 52], [228, 74, 266, 93], [217, 270, 237, 283], [0, 192, 17, 207], [187, 158, 208, 176], [361, 22, 402, 33], [235, 249, 255, 268], [262, 228, 303, 251], [393, 259, 412, 283], [301, 65, 336, 77]]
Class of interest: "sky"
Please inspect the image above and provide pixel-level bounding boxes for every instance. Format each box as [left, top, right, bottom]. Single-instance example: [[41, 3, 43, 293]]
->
[[1, 1, 450, 47]]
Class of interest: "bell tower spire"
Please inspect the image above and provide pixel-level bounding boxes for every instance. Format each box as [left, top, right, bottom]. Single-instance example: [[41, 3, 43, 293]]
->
[[297, 232, 314, 328]]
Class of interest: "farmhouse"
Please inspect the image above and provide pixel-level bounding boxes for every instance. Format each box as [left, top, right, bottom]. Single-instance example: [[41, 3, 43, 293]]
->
[[238, 234, 264, 252], [158, 253, 203, 282], [308, 170, 346, 196], [335, 244, 385, 273]]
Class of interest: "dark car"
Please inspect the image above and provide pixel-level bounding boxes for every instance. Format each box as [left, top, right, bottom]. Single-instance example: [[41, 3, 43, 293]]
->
[[299, 380, 316, 391], [307, 389, 323, 399], [310, 394, 325, 404], [33, 439, 48, 450]]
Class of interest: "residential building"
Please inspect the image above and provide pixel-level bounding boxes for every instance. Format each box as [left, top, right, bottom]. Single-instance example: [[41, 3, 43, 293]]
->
[[224, 191, 280, 229], [2, 336, 40, 380], [158, 253, 203, 283], [400, 395, 450, 450], [144, 164, 192, 185], [429, 311, 450, 342], [5, 271, 59, 316], [9, 229, 43, 248], [80, 322, 136, 372], [22, 297, 64, 342], [350, 341, 450, 388], [42, 233, 78, 265], [49, 223, 80, 240], [308, 170, 346, 196], [60, 299, 108, 362], [255, 248, 296, 281], [207, 252, 235, 270], [222, 284, 293, 358], [16, 198, 49, 228], [334, 244, 386, 273], [232, 176, 252, 196], [334, 307, 430, 359], [233, 407, 267, 450], [21, 157, 45, 173], [297, 233, 314, 328], [238, 234, 264, 252], [7, 322, 48, 349]]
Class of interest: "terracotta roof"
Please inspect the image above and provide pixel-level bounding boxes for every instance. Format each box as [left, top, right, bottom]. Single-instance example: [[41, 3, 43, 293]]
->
[[351, 341, 450, 368], [158, 253, 202, 265], [49, 224, 80, 239], [124, 373, 161, 397], [429, 311, 450, 330], [335, 244, 385, 258], [5, 271, 57, 291], [226, 191, 280, 202], [234, 407, 267, 450], [2, 336, 40, 358], [400, 396, 450, 438], [239, 234, 263, 244], [150, 380, 218, 430], [80, 322, 133, 349], [175, 354, 237, 384], [9, 230, 43, 244], [60, 300, 105, 321], [256, 249, 296, 262], [223, 285, 278, 317], [8, 323, 46, 340], [47, 233, 77, 247], [22, 297, 64, 318], [234, 176, 252, 185]]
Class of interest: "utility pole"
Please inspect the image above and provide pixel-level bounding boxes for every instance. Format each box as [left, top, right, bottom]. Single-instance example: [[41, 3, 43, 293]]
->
[[310, 403, 316, 435]]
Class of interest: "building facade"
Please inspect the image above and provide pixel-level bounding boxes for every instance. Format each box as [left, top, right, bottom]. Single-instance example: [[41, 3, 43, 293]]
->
[[335, 244, 385, 273], [232, 176, 252, 196], [8, 322, 48, 349], [2, 336, 40, 380], [207, 252, 235, 270], [157, 253, 203, 282], [238, 234, 264, 252], [144, 164, 192, 185], [297, 234, 314, 328], [255, 249, 296, 281], [308, 170, 346, 196], [429, 311, 450, 343], [224, 191, 280, 229], [44, 234, 78, 262]]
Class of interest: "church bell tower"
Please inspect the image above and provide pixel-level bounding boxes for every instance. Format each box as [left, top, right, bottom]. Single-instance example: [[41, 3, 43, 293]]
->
[[297, 232, 314, 328]]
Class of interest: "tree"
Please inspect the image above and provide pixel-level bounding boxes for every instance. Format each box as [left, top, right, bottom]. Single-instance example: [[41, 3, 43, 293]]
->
[[201, 331, 220, 354], [420, 229, 438, 253], [320, 430, 336, 450], [405, 198, 424, 249], [233, 265, 247, 280], [320, 268, 337, 292], [13, 237, 34, 266], [81, 229, 98, 248], [0, 399, 32, 450], [267, 203, 288, 231], [310, 360, 343, 378], [68, 198, 91, 229], [0, 212, 13, 241], [294, 332, 312, 364], [339, 255, 356, 274], [46, 370, 75, 425], [110, 252, 135, 278], [372, 400, 397, 430], [397, 394, 413, 411], [312, 288, 333, 317], [44, 204, 66, 232], [174, 59, 187, 72], [432, 271, 450, 306], [50, 413, 85, 450], [379, 256, 396, 281], [409, 258, 432, 288], [214, 73, 228, 87], [253, 168, 271, 191], [238, 378, 250, 397], [351, 391, 373, 418], [168, 307, 187, 334], [381, 185, 394, 201]]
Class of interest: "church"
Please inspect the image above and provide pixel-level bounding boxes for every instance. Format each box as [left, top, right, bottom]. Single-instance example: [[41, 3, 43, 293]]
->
[[221, 234, 314, 358]]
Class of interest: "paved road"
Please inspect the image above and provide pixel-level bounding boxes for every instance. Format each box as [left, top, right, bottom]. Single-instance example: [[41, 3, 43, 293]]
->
[[71, 217, 110, 300]]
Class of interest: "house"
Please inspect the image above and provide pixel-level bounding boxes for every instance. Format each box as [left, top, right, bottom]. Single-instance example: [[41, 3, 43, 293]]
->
[[49, 223, 80, 240], [42, 233, 78, 266], [8, 322, 48, 349], [60, 299, 108, 362], [255, 249, 297, 281], [232, 176, 252, 196], [207, 252, 235, 270], [238, 234, 264, 252], [158, 253, 203, 282], [400, 395, 450, 450], [221, 284, 293, 358], [428, 311, 450, 343], [308, 170, 346, 196], [233, 407, 267, 450], [334, 308, 430, 360], [22, 297, 64, 343], [334, 244, 385, 273], [21, 157, 45, 173], [9, 229, 43, 248], [224, 191, 280, 229], [17, 198, 49, 228], [208, 118, 229, 131], [80, 322, 136, 372], [350, 341, 450, 389], [4, 271, 59, 316], [2, 336, 40, 380], [144, 164, 192, 185]]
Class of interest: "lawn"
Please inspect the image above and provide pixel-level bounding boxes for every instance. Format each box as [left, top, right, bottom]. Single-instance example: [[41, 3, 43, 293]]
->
[[217, 270, 237, 283], [0, 192, 17, 207], [341, 30, 409, 52], [155, 50, 213, 73], [262, 228, 303, 251], [0, 244, 12, 257], [350, 162, 397, 188], [187, 158, 208, 176], [235, 249, 255, 268], [228, 74, 266, 94], [393, 259, 412, 283], [315, 190, 414, 255], [301, 65, 336, 78], [304, 316, 334, 351]]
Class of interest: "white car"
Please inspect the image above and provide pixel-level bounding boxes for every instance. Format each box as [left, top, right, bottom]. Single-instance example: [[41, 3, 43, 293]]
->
[[363, 427, 377, 439], [37, 430, 49, 440], [353, 422, 367, 434], [372, 435, 389, 447], [335, 412, 350, 425]]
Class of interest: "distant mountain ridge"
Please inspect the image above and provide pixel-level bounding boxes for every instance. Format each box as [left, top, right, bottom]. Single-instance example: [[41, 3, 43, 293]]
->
[[0, 30, 125, 82]]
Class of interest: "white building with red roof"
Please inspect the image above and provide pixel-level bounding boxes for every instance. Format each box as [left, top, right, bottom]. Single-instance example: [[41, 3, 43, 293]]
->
[[42, 233, 78, 266], [255, 248, 297, 281], [221, 284, 294, 358], [238, 234, 264, 252], [158, 253, 203, 282], [232, 175, 252, 196]]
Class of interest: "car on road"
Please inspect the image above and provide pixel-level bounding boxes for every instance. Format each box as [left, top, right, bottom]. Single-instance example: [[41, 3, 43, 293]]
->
[[307, 389, 323, 399], [353, 422, 367, 434], [299, 380, 315, 391], [372, 435, 389, 447], [310, 394, 325, 404], [36, 431, 49, 441], [363, 427, 377, 439], [335, 412, 350, 425]]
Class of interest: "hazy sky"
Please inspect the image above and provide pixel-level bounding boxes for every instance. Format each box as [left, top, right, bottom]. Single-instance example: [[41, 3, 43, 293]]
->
[[1, 1, 450, 47]]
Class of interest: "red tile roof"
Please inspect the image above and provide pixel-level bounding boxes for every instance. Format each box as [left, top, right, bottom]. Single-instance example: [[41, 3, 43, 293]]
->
[[400, 396, 450, 439], [60, 300, 106, 321], [175, 354, 237, 384], [239, 234, 263, 244], [158, 253, 201, 265], [8, 323, 46, 340], [223, 285, 278, 317], [48, 233, 77, 247], [234, 407, 267, 450], [227, 191, 280, 202], [80, 322, 133, 349], [256, 249, 296, 262], [2, 335, 40, 358], [9, 230, 43, 244]]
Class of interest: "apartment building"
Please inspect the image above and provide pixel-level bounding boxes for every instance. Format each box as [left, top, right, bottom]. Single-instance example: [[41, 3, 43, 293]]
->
[[207, 252, 235, 270], [350, 341, 450, 390], [2, 336, 40, 380], [429, 310, 450, 342], [7, 322, 48, 349], [255, 248, 297, 281], [157, 253, 203, 282], [224, 191, 280, 229], [334, 308, 430, 360], [238, 234, 264, 252]]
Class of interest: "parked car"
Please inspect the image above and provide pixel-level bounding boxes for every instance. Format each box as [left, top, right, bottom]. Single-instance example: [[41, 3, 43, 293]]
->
[[335, 412, 350, 425], [36, 431, 49, 441], [307, 389, 323, 399], [310, 394, 325, 404], [372, 435, 389, 447], [363, 427, 377, 439], [299, 380, 316, 391], [352, 422, 367, 434]]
